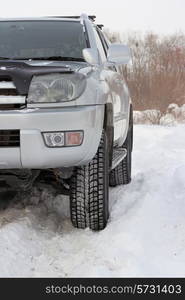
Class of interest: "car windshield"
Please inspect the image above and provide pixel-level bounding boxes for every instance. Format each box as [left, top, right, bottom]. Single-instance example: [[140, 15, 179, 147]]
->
[[0, 20, 87, 60]]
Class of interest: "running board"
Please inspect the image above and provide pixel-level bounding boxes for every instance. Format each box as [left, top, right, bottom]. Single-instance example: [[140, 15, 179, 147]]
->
[[111, 148, 127, 170]]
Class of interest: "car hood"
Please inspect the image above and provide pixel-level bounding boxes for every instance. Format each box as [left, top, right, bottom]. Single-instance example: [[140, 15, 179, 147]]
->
[[22, 60, 89, 71], [0, 60, 90, 95]]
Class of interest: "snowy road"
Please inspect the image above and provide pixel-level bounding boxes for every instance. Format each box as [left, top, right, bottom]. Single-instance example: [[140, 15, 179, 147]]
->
[[0, 125, 185, 277]]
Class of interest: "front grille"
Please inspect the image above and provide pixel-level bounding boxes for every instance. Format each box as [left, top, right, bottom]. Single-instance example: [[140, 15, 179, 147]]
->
[[0, 104, 25, 110], [0, 76, 12, 82], [0, 130, 20, 147], [0, 80, 25, 109], [0, 89, 18, 96]]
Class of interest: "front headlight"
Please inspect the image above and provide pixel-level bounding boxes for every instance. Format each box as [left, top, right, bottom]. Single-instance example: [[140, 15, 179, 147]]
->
[[27, 73, 86, 103]]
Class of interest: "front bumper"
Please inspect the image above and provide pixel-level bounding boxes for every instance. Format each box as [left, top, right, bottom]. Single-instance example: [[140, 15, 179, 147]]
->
[[0, 105, 104, 169]]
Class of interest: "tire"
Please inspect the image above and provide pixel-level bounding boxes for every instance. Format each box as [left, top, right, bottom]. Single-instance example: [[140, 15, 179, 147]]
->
[[69, 131, 109, 231], [109, 107, 133, 187]]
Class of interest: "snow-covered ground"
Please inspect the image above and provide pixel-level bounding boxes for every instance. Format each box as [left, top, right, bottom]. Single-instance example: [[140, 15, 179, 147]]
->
[[0, 125, 185, 277]]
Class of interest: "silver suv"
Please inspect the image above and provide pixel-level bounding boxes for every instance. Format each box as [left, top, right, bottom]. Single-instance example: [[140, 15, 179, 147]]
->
[[0, 14, 133, 230]]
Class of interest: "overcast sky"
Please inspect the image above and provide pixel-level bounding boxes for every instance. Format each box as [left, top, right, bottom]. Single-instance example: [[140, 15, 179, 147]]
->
[[0, 0, 184, 35]]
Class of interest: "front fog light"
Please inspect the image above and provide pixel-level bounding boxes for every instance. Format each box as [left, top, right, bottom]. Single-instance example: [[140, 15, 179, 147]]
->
[[43, 131, 83, 147], [43, 132, 64, 147]]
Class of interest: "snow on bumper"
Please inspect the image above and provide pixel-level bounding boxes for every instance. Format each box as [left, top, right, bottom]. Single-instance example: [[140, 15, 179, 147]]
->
[[0, 105, 104, 169]]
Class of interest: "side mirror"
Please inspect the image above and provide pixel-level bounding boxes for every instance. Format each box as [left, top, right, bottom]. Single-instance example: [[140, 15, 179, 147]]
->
[[83, 48, 99, 65], [107, 44, 131, 65]]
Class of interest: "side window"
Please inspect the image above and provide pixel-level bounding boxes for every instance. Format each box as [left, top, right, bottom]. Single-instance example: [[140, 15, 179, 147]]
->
[[97, 30, 118, 72], [96, 28, 118, 72], [103, 33, 111, 48], [93, 26, 106, 62], [97, 28, 108, 55]]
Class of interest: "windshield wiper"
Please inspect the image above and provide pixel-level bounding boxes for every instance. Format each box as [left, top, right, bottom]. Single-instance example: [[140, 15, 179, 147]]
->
[[12, 56, 85, 62]]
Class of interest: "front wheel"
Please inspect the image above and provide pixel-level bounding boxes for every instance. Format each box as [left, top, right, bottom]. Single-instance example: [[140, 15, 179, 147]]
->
[[69, 131, 109, 231]]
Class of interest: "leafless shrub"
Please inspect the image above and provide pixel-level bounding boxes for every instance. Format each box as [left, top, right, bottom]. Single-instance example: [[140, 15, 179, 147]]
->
[[133, 110, 161, 124], [104, 30, 185, 111]]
